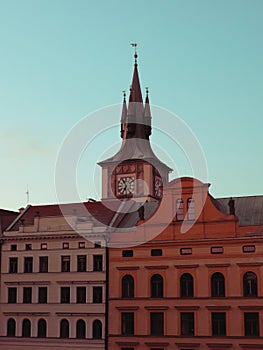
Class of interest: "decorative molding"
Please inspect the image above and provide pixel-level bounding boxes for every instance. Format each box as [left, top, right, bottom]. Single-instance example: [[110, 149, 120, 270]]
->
[[237, 262, 263, 267], [205, 263, 231, 268], [175, 306, 200, 310], [116, 266, 140, 270], [175, 342, 200, 348], [116, 341, 140, 346], [206, 306, 231, 310], [145, 341, 169, 346], [3, 312, 50, 316], [144, 306, 169, 310], [144, 265, 169, 270], [239, 306, 263, 310], [116, 306, 139, 310], [239, 344, 263, 349], [174, 264, 199, 269], [206, 343, 232, 348]]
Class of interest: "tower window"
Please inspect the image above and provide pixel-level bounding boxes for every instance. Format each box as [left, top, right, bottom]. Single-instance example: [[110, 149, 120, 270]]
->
[[176, 199, 184, 221], [187, 198, 195, 220]]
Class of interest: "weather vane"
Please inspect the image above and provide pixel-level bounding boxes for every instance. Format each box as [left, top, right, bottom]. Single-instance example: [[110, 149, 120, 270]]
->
[[131, 43, 138, 63]]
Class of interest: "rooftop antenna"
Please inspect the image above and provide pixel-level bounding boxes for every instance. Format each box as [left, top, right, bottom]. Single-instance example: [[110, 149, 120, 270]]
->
[[26, 185, 29, 204]]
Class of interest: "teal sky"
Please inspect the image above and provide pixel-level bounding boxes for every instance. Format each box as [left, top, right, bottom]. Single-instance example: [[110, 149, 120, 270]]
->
[[1, 0, 263, 210]]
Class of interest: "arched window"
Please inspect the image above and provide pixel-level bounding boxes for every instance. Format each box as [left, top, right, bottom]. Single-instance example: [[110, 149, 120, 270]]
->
[[37, 319, 47, 338], [211, 272, 225, 297], [180, 273, 194, 298], [243, 272, 258, 297], [151, 274, 163, 298], [76, 319, 86, 339], [7, 318, 16, 337], [93, 319, 102, 339], [122, 275, 134, 298], [60, 319, 69, 338], [22, 319, 31, 337], [187, 198, 195, 220], [176, 199, 184, 221]]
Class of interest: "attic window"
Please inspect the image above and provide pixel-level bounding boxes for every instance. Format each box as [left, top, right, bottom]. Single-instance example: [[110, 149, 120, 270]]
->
[[243, 245, 256, 253], [10, 245, 17, 251], [63, 242, 69, 249], [211, 246, 224, 254], [94, 241, 101, 248], [122, 250, 133, 257], [180, 248, 192, 255], [151, 249, 162, 256], [79, 242, 85, 249], [41, 243, 47, 250], [25, 244, 32, 251]]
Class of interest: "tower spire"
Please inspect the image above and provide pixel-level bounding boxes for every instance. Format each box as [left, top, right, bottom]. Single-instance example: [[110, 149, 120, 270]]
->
[[129, 43, 142, 103], [120, 91, 127, 138]]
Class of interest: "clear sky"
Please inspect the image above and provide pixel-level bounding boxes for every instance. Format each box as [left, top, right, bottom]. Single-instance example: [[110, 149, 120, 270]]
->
[[1, 0, 263, 211]]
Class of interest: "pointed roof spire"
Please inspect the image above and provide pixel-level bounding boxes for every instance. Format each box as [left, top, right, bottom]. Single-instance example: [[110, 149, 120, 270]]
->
[[129, 43, 143, 103], [121, 90, 127, 124], [144, 87, 151, 118]]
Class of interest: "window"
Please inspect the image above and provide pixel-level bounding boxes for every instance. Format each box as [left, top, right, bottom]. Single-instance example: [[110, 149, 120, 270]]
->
[[93, 255, 103, 271], [8, 288, 17, 304], [37, 319, 47, 338], [39, 256, 48, 273], [244, 312, 259, 336], [10, 244, 17, 251], [38, 287, 47, 303], [93, 320, 102, 339], [63, 242, 69, 249], [211, 246, 224, 254], [41, 243, 47, 250], [24, 257, 33, 273], [211, 272, 225, 297], [150, 312, 164, 335], [176, 199, 184, 221], [212, 312, 226, 336], [61, 287, 70, 303], [9, 257, 18, 273], [77, 255, 86, 272], [151, 274, 163, 298], [243, 245, 256, 253], [151, 249, 162, 256], [122, 250, 133, 257], [94, 241, 101, 248], [23, 287, 32, 303], [22, 319, 31, 337], [77, 287, 86, 303], [60, 319, 69, 338], [121, 312, 134, 335], [25, 243, 32, 250], [93, 286, 102, 303], [61, 256, 70, 272], [7, 318, 16, 337], [76, 319, 86, 339], [79, 242, 85, 249], [181, 312, 194, 336], [187, 198, 195, 220], [180, 247, 192, 255], [122, 275, 134, 298], [243, 271, 258, 297], [180, 273, 194, 298]]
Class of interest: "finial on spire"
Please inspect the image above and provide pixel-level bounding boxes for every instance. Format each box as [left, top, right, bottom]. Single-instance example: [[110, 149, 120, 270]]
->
[[131, 43, 138, 64], [122, 90, 126, 102], [146, 87, 149, 96]]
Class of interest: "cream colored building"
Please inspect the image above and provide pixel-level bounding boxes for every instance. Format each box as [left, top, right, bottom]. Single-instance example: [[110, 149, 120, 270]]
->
[[0, 202, 109, 350]]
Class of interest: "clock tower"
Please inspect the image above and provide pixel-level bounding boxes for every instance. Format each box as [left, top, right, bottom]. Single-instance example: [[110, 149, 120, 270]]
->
[[98, 50, 172, 202]]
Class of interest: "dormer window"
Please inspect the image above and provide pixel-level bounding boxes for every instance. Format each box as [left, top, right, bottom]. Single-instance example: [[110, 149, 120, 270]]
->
[[187, 198, 195, 220], [176, 199, 184, 221]]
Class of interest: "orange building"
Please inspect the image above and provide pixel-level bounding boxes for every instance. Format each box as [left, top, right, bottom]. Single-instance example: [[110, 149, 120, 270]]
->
[[105, 53, 263, 350]]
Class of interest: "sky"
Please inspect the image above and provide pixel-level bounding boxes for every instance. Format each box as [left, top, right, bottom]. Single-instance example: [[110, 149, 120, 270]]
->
[[0, 0, 263, 211]]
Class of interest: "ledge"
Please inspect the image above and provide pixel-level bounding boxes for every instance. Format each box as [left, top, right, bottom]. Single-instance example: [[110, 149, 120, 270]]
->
[[175, 342, 200, 348], [237, 262, 263, 267], [206, 306, 231, 310], [239, 306, 263, 310], [239, 345, 263, 349], [145, 341, 169, 346], [116, 306, 140, 310], [206, 343, 232, 348], [205, 264, 231, 268], [175, 306, 200, 310], [116, 266, 140, 270], [144, 306, 169, 310], [174, 264, 199, 269], [145, 265, 169, 270]]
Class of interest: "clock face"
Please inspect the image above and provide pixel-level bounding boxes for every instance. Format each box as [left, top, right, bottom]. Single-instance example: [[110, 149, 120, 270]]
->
[[117, 176, 135, 196], [154, 177, 163, 198]]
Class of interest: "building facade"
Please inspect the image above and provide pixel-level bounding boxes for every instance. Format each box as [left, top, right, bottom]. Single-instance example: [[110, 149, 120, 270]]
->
[[0, 202, 109, 350]]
